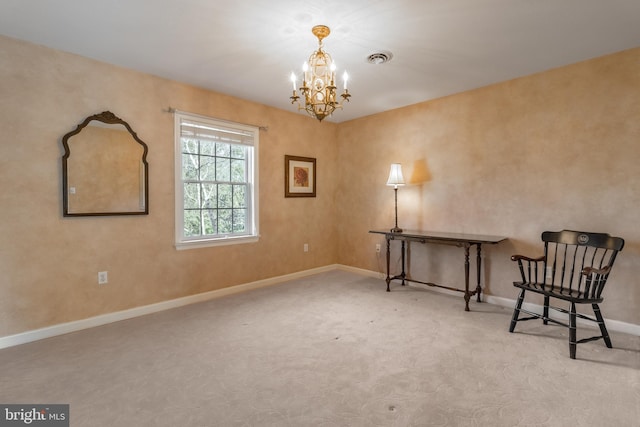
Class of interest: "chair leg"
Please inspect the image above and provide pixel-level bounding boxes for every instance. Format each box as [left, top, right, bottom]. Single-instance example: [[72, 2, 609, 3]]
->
[[593, 303, 612, 348], [509, 289, 526, 333], [569, 302, 577, 359], [543, 296, 550, 325]]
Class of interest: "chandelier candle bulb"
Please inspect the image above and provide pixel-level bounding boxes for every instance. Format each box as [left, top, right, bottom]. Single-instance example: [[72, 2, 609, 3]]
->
[[290, 72, 296, 91], [343, 71, 348, 90]]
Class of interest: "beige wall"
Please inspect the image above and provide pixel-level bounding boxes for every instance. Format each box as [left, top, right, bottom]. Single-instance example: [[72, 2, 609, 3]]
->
[[0, 34, 638, 338], [338, 47, 640, 325], [0, 35, 339, 337]]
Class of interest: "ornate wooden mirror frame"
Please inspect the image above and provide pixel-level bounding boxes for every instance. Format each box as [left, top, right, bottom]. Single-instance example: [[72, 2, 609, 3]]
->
[[61, 111, 149, 216]]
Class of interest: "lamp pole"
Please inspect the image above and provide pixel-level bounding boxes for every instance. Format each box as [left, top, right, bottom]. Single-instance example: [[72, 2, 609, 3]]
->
[[391, 185, 402, 233]]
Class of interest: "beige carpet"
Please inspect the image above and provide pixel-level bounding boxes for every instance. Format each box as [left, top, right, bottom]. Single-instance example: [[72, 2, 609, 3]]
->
[[0, 270, 638, 426]]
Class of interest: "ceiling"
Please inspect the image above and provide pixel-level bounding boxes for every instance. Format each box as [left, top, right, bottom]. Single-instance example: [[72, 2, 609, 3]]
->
[[1, 0, 638, 123]]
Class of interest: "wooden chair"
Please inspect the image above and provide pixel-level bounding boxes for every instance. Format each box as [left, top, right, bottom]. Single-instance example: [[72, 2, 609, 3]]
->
[[509, 230, 624, 359]]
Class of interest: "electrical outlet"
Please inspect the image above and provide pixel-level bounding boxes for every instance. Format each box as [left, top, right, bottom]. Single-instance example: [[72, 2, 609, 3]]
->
[[375, 243, 381, 253], [98, 271, 108, 285], [303, 243, 309, 252]]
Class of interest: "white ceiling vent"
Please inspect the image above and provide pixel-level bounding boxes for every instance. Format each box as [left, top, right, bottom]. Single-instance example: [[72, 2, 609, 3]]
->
[[366, 51, 393, 65]]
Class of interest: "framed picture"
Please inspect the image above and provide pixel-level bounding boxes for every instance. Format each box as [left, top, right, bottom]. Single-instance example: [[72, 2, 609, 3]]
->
[[285, 155, 316, 197]]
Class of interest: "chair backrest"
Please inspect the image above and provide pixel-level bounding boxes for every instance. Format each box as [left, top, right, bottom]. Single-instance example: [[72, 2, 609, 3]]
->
[[542, 230, 624, 299]]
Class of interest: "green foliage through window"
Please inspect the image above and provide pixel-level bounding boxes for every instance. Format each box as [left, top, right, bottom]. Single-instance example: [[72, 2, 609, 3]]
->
[[175, 113, 258, 245]]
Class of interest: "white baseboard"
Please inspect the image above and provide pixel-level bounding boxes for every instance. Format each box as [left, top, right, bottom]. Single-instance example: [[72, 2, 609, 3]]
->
[[484, 294, 640, 337], [0, 264, 338, 350], [338, 265, 640, 337], [1, 264, 637, 349], [336, 264, 385, 279]]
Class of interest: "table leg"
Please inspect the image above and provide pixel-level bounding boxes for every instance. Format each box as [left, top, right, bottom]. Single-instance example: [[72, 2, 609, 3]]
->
[[401, 240, 406, 286], [464, 244, 470, 311], [385, 237, 391, 292], [476, 244, 482, 302]]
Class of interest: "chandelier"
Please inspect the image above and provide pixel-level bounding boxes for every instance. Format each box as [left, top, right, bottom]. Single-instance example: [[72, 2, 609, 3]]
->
[[289, 25, 351, 122]]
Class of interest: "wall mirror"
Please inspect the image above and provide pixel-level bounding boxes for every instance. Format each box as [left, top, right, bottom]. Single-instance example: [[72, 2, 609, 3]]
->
[[62, 111, 149, 216]]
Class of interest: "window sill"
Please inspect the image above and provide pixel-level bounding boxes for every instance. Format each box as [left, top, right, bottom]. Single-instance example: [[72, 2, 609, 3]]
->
[[175, 235, 259, 250]]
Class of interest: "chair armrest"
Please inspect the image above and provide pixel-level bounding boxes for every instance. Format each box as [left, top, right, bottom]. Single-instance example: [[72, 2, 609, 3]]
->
[[511, 254, 546, 283], [582, 265, 611, 276], [511, 255, 545, 262]]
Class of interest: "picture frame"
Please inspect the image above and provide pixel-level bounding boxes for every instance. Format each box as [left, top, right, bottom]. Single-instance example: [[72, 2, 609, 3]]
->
[[285, 155, 316, 198]]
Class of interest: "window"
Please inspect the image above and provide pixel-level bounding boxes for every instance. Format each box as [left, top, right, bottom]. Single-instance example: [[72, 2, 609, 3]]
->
[[175, 111, 259, 249]]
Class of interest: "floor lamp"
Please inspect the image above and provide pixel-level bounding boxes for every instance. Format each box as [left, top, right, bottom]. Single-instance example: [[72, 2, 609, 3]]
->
[[386, 163, 405, 233]]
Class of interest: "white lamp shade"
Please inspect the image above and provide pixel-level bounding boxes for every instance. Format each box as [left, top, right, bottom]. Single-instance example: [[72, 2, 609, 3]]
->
[[386, 163, 405, 187]]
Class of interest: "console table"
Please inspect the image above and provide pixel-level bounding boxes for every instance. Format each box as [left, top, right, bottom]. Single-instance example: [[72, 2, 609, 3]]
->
[[369, 230, 507, 311]]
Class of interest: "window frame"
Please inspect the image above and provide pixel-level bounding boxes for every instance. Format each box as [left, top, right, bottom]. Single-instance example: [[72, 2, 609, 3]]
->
[[174, 111, 259, 250]]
